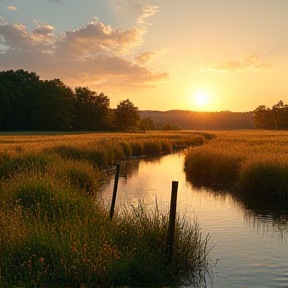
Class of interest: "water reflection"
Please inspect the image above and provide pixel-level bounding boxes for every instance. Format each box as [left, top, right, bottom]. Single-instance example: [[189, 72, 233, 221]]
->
[[101, 152, 288, 288], [186, 174, 288, 238], [118, 157, 162, 181]]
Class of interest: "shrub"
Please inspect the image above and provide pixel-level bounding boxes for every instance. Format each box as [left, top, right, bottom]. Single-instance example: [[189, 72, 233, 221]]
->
[[143, 141, 162, 156], [161, 140, 172, 153], [130, 141, 144, 156]]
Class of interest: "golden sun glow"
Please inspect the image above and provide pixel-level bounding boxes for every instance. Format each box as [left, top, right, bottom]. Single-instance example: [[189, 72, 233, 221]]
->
[[195, 91, 209, 106]]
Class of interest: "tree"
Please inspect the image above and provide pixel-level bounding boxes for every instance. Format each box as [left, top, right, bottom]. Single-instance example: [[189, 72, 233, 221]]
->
[[254, 101, 288, 130], [114, 99, 140, 132], [32, 79, 75, 130], [253, 105, 272, 129], [0, 80, 12, 125], [139, 117, 154, 132], [0, 69, 40, 130], [73, 88, 113, 131], [171, 124, 181, 130], [92, 92, 113, 131], [164, 123, 171, 131], [0, 69, 116, 131], [271, 100, 288, 130]]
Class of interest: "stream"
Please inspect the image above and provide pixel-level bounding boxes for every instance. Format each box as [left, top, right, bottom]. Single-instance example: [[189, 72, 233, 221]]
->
[[100, 151, 288, 288]]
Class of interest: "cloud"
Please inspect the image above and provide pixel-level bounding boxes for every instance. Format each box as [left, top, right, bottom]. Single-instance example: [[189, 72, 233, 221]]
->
[[0, 23, 55, 53], [0, 19, 169, 92], [32, 20, 55, 36], [138, 5, 159, 24], [57, 19, 145, 56], [200, 54, 275, 73], [7, 6, 17, 11], [112, 0, 144, 14], [0, 24, 35, 50], [135, 51, 156, 64], [110, 1, 159, 25]]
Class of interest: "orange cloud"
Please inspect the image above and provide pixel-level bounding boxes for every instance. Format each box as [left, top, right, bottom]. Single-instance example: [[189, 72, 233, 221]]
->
[[200, 54, 275, 73], [57, 20, 145, 56], [0, 19, 169, 92], [135, 51, 157, 64], [7, 6, 17, 11]]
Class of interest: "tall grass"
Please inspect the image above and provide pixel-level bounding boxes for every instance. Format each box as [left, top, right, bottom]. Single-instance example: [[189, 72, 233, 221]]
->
[[1, 173, 212, 287], [185, 130, 288, 199], [0, 131, 212, 287]]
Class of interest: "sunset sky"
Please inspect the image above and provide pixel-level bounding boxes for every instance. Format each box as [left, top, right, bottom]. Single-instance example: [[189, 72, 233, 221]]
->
[[0, 0, 287, 112]]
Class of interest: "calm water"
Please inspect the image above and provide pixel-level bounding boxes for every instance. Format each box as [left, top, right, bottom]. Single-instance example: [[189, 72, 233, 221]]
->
[[100, 152, 288, 288]]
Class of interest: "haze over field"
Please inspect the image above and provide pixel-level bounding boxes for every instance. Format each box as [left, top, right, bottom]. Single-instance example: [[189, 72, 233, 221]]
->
[[0, 0, 287, 112]]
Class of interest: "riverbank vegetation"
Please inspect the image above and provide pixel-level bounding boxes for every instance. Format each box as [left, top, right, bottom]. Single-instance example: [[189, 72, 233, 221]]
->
[[185, 130, 288, 199], [0, 132, 212, 287]]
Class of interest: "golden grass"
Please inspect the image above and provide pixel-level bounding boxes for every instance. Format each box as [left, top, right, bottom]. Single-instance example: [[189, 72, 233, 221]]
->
[[0, 131, 212, 287], [185, 130, 288, 198], [0, 131, 204, 153]]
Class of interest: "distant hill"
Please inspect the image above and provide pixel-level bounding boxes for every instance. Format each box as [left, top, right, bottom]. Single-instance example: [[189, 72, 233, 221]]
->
[[139, 110, 254, 130]]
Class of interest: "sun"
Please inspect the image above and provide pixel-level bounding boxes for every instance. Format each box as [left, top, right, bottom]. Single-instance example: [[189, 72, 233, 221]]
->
[[194, 91, 209, 106]]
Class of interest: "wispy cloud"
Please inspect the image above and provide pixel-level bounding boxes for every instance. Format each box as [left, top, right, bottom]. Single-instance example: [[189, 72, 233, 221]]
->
[[138, 5, 159, 24], [135, 51, 157, 64], [0, 19, 169, 92], [7, 6, 17, 11], [200, 54, 275, 73], [110, 1, 159, 25]]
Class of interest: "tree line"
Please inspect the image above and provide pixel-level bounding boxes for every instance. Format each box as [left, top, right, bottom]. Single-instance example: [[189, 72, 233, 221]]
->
[[4, 69, 283, 131], [0, 69, 155, 132], [253, 100, 288, 130]]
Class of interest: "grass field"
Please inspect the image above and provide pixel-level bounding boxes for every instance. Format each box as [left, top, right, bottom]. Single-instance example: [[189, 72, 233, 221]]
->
[[185, 130, 288, 199], [0, 131, 212, 288]]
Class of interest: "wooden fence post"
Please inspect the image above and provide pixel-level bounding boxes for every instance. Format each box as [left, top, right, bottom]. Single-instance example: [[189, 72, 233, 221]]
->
[[110, 163, 120, 220], [166, 181, 179, 264]]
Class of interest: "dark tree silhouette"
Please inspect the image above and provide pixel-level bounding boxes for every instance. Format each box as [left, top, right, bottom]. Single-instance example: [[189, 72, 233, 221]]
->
[[114, 99, 140, 132], [73, 87, 112, 131], [32, 79, 75, 131], [254, 100, 288, 130]]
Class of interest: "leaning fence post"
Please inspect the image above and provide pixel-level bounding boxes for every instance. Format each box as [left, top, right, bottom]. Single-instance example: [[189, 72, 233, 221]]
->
[[166, 181, 179, 264], [110, 163, 120, 220]]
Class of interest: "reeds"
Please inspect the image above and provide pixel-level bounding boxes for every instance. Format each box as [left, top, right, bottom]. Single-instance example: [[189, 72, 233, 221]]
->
[[0, 131, 212, 287], [185, 130, 288, 199]]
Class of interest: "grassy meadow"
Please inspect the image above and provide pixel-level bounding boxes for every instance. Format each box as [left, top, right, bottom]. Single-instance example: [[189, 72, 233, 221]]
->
[[185, 130, 288, 199], [0, 131, 212, 288]]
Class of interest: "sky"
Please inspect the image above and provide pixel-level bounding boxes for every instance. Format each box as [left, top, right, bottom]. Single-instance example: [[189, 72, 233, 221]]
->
[[0, 0, 288, 112]]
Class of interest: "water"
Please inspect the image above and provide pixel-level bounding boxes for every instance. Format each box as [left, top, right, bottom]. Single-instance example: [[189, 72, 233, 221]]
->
[[100, 152, 288, 288]]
